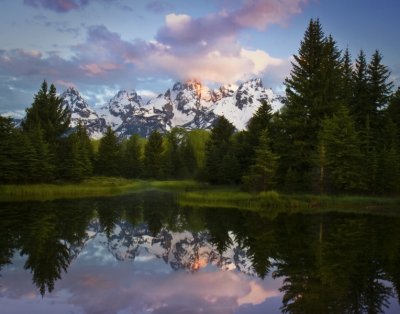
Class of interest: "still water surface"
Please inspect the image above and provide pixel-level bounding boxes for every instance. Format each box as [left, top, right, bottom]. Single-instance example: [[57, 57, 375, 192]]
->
[[0, 192, 399, 313]]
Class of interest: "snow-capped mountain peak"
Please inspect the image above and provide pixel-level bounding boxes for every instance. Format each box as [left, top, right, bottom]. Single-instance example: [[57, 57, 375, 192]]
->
[[60, 78, 281, 138], [61, 88, 107, 139]]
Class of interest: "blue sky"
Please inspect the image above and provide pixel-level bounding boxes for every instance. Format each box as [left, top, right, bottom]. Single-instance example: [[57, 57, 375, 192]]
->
[[0, 0, 399, 114]]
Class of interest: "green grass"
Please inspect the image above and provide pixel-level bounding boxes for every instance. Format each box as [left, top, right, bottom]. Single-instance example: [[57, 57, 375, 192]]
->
[[0, 178, 204, 202], [2, 179, 399, 216], [177, 189, 400, 216]]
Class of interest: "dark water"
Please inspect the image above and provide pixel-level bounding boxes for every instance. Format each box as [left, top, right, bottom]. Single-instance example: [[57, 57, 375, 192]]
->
[[0, 192, 399, 314]]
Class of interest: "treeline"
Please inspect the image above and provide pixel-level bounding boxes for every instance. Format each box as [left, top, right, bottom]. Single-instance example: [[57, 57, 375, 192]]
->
[[0, 81, 208, 183], [1, 19, 399, 195], [201, 19, 400, 195]]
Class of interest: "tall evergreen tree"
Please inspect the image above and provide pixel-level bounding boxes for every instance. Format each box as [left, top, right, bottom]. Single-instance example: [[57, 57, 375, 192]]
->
[[28, 125, 55, 182], [22, 81, 70, 144], [95, 126, 122, 177], [350, 50, 370, 129], [22, 81, 71, 180], [162, 128, 184, 179], [143, 130, 164, 179], [366, 50, 393, 130], [279, 19, 342, 191], [203, 116, 236, 184], [122, 134, 142, 178], [319, 106, 364, 193], [0, 117, 20, 183], [234, 100, 274, 180], [387, 87, 400, 141], [180, 133, 198, 178], [340, 48, 354, 105], [60, 124, 93, 181], [242, 130, 278, 192]]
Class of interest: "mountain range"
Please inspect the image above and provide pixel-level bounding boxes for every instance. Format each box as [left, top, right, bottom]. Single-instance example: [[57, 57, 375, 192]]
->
[[61, 78, 282, 139], [69, 219, 256, 275]]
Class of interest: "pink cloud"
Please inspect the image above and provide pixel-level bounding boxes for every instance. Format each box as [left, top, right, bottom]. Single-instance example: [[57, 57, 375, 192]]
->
[[80, 63, 121, 76], [234, 0, 308, 30], [23, 0, 119, 13], [24, 0, 88, 12]]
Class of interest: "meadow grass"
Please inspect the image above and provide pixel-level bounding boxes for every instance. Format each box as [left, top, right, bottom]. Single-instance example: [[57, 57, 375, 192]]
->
[[0, 178, 204, 202], [177, 189, 400, 216], [2, 178, 399, 216]]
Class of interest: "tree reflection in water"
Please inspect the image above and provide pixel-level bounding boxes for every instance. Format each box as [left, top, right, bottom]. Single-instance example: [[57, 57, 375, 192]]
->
[[0, 191, 399, 313]]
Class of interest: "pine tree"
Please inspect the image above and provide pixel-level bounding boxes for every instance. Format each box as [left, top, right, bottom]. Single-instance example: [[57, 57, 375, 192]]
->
[[13, 130, 38, 183], [22, 81, 70, 144], [95, 126, 122, 177], [319, 106, 364, 193], [22, 81, 71, 181], [0, 117, 20, 183], [379, 115, 400, 195], [61, 124, 93, 181], [28, 125, 55, 182], [180, 133, 197, 178], [340, 48, 354, 105], [387, 87, 400, 141], [242, 130, 278, 192], [203, 116, 235, 184], [351, 50, 370, 129], [162, 128, 184, 179], [366, 50, 393, 130], [143, 130, 164, 179], [122, 134, 142, 178], [279, 19, 339, 191]]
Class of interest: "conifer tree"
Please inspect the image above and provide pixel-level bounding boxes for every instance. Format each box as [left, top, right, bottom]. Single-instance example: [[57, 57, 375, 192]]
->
[[0, 117, 19, 183], [351, 50, 370, 129], [22, 81, 71, 180], [203, 116, 235, 184], [319, 106, 364, 193], [233, 100, 275, 180], [143, 130, 164, 179], [180, 134, 197, 178], [279, 19, 341, 191], [242, 130, 278, 192], [22, 81, 70, 144], [95, 126, 122, 177], [61, 124, 93, 181], [13, 130, 38, 183], [162, 128, 184, 179], [387, 87, 400, 141], [122, 134, 142, 178], [340, 48, 354, 105], [366, 50, 393, 130], [28, 125, 55, 182]]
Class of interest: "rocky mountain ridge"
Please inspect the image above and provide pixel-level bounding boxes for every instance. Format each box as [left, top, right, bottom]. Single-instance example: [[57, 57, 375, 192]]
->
[[71, 219, 256, 275], [60, 78, 281, 139]]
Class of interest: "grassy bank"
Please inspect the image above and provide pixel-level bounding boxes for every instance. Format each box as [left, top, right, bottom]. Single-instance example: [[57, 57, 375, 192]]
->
[[0, 178, 203, 202], [2, 179, 399, 216], [177, 189, 400, 216]]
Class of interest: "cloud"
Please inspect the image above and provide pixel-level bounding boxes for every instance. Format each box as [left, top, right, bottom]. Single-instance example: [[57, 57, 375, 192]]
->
[[24, 0, 89, 12], [0, 258, 283, 314], [23, 0, 117, 13], [234, 0, 308, 30], [156, 0, 308, 48], [146, 0, 174, 14]]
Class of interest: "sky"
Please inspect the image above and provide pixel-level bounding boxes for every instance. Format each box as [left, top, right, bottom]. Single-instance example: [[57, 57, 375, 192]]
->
[[0, 0, 399, 115]]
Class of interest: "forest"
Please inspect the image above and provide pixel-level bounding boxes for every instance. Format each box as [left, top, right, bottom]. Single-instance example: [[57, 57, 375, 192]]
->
[[0, 19, 399, 196]]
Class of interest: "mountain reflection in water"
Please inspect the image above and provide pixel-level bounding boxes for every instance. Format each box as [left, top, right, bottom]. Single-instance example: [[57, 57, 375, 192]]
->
[[0, 191, 399, 313]]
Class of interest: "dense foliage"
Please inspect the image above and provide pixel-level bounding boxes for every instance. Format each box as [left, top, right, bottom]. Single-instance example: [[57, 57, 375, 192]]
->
[[1, 19, 399, 195]]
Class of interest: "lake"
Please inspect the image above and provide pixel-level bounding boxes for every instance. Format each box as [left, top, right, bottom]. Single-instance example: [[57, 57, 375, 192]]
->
[[0, 191, 399, 313]]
